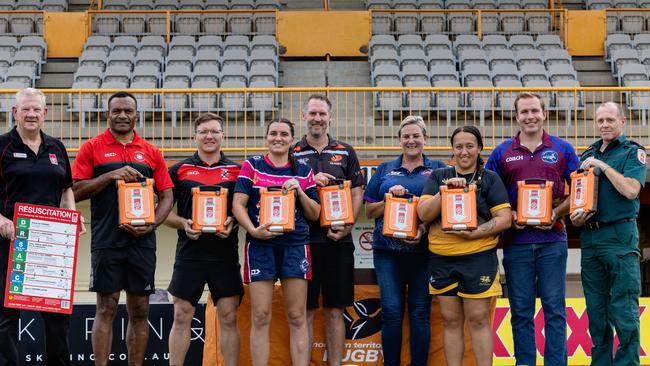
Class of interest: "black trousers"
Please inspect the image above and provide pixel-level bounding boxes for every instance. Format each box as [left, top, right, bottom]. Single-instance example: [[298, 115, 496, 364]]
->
[[0, 241, 70, 366]]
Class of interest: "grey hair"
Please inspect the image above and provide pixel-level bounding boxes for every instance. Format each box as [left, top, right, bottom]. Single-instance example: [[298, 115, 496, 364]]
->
[[596, 101, 626, 120], [15, 87, 46, 108]]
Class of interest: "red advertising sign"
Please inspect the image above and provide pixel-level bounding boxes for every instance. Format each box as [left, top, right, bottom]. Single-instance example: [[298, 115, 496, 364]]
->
[[4, 203, 81, 314]]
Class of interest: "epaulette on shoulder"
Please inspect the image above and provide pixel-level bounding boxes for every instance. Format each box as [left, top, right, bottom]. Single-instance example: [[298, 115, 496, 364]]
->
[[625, 139, 645, 150]]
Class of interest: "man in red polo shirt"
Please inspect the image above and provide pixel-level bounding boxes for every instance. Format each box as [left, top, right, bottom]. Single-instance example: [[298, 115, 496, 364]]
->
[[72, 92, 174, 366]]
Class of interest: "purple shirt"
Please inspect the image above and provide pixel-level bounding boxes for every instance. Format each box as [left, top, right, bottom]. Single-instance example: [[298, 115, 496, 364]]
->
[[486, 131, 580, 245]]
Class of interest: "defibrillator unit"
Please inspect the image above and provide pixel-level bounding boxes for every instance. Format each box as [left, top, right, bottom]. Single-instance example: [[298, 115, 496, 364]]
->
[[441, 184, 478, 231], [191, 186, 228, 233], [117, 178, 155, 226], [569, 168, 600, 215], [383, 193, 419, 239], [318, 180, 354, 228], [259, 187, 296, 232], [516, 179, 554, 226]]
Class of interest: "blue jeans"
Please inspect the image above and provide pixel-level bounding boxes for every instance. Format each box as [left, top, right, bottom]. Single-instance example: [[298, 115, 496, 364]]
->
[[373, 249, 431, 366], [503, 241, 568, 366]]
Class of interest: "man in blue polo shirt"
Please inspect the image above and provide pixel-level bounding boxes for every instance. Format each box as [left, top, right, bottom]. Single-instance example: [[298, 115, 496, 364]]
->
[[486, 92, 580, 366]]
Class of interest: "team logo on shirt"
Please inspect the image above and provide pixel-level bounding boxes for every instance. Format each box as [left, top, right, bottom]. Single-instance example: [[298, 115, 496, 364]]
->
[[638, 149, 647, 164], [134, 152, 145, 162], [331, 155, 343, 162], [541, 150, 559, 164], [421, 169, 432, 177], [49, 154, 58, 165], [221, 170, 229, 179], [297, 158, 309, 165]]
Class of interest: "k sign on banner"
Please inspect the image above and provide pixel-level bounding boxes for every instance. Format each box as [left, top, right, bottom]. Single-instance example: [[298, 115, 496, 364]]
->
[[18, 304, 204, 365]]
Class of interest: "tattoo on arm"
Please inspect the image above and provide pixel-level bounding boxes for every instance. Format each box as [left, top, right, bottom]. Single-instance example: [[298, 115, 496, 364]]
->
[[479, 218, 497, 233]]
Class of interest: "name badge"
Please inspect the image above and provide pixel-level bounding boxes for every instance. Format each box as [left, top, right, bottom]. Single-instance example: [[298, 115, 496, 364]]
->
[[13, 153, 27, 158]]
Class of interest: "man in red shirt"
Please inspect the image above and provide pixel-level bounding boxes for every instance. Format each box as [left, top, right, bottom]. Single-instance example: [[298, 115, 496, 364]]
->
[[72, 92, 174, 366]]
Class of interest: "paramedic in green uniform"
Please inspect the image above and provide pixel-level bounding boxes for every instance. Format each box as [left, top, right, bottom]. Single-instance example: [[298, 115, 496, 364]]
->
[[570, 101, 647, 366]]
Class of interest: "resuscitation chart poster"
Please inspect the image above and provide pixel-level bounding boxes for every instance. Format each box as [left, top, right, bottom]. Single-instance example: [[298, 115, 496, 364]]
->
[[4, 203, 81, 314]]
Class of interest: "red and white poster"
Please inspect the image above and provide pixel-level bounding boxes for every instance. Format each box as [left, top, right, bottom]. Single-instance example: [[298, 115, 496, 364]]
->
[[4, 203, 81, 314]]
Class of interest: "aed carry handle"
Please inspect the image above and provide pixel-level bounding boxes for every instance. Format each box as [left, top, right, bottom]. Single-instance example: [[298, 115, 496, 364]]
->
[[523, 178, 550, 186], [575, 167, 601, 176], [197, 185, 224, 193], [266, 185, 295, 195], [327, 179, 347, 187], [115, 176, 148, 187]]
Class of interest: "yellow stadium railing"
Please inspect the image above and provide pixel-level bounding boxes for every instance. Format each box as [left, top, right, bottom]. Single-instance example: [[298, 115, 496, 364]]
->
[[0, 87, 648, 156]]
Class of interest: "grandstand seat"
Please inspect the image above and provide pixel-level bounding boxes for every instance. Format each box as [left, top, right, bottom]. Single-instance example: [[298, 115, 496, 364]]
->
[[221, 64, 248, 84], [164, 64, 193, 84], [249, 63, 277, 84], [366, 0, 391, 8], [195, 49, 221, 68], [371, 12, 392, 35], [626, 79, 650, 125], [74, 65, 104, 84], [420, 0, 445, 7], [179, 0, 204, 9], [402, 63, 429, 83], [640, 49, 650, 69], [220, 78, 248, 112], [548, 64, 579, 82], [482, 35, 508, 52], [229, 13, 253, 35], [193, 64, 220, 83], [501, 12, 525, 33], [102, 0, 127, 9], [107, 50, 134, 69], [42, 0, 66, 11], [397, 34, 423, 53], [139, 36, 167, 57], [552, 79, 583, 122], [454, 35, 481, 54], [121, 14, 146, 35], [543, 49, 572, 67], [19, 35, 45, 58], [462, 63, 491, 85], [79, 50, 107, 69], [113, 36, 139, 56], [605, 33, 633, 61], [611, 48, 641, 77], [620, 11, 645, 33], [129, 80, 158, 120], [167, 49, 195, 69], [427, 49, 455, 68], [498, 0, 522, 8], [488, 49, 516, 67], [373, 64, 401, 85], [155, 0, 178, 10], [0, 16, 9, 34], [132, 64, 161, 85], [522, 78, 554, 108], [480, 13, 500, 35], [133, 49, 162, 71], [523, 0, 548, 8], [5, 65, 33, 85], [491, 63, 519, 83], [509, 34, 535, 51], [93, 14, 120, 35], [189, 79, 218, 112], [175, 13, 201, 35], [431, 64, 459, 82], [129, 0, 154, 10], [99, 81, 130, 110], [526, 12, 552, 34], [162, 80, 189, 125], [0, 2, 13, 11], [424, 34, 452, 54], [231, 0, 254, 10], [146, 13, 168, 35], [618, 62, 649, 85], [0, 36, 18, 56], [459, 49, 488, 71], [466, 79, 494, 123], [375, 78, 404, 116], [203, 13, 227, 34], [371, 49, 399, 71], [222, 48, 249, 68], [420, 12, 446, 33], [404, 78, 433, 112], [103, 65, 131, 84], [516, 49, 544, 67], [495, 79, 522, 114], [394, 11, 419, 35], [449, 12, 475, 34], [205, 0, 228, 9], [0, 52, 11, 75], [249, 79, 277, 123], [10, 14, 35, 35], [369, 35, 397, 55], [197, 35, 224, 54], [256, 0, 281, 9], [400, 48, 427, 68], [224, 35, 250, 53], [634, 33, 650, 51], [69, 81, 100, 126], [536, 34, 564, 50], [250, 48, 277, 69], [253, 12, 276, 35], [520, 64, 549, 83], [15, 0, 39, 10], [13, 49, 40, 74], [84, 35, 112, 55], [169, 35, 196, 52], [447, 0, 472, 8], [433, 79, 462, 122]]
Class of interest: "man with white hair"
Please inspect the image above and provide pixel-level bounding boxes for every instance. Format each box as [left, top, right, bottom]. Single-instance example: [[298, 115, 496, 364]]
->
[[0, 88, 81, 365]]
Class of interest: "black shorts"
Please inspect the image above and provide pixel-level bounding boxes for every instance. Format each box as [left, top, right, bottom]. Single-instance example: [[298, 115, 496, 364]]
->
[[428, 248, 502, 298], [307, 240, 355, 309], [90, 246, 156, 295], [168, 259, 244, 306]]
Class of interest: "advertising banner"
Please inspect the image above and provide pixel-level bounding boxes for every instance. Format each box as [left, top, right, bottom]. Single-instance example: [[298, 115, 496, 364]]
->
[[4, 203, 81, 314]]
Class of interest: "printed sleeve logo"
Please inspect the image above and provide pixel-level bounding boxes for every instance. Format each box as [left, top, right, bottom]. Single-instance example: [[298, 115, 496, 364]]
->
[[638, 149, 647, 165], [541, 150, 558, 164]]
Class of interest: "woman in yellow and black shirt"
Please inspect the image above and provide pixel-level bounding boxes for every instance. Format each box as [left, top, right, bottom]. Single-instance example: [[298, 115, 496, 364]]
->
[[416, 126, 511, 366]]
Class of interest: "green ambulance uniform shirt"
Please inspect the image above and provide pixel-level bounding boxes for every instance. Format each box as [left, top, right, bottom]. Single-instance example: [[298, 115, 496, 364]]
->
[[580, 135, 647, 224]]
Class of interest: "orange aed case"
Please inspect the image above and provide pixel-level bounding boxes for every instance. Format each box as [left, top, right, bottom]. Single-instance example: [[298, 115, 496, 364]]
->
[[191, 186, 228, 233], [318, 180, 354, 228], [516, 179, 554, 226], [382, 193, 419, 239], [259, 187, 296, 232], [569, 168, 600, 214], [440, 184, 478, 231], [117, 178, 155, 226]]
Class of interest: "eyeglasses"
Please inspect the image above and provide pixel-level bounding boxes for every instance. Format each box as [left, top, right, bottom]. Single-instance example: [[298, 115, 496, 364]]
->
[[196, 129, 223, 136]]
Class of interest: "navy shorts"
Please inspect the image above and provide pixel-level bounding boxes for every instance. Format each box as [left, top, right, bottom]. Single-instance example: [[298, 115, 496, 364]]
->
[[428, 248, 502, 298], [243, 242, 312, 283]]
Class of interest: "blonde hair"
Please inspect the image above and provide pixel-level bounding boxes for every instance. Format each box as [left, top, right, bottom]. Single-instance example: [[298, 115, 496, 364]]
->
[[15, 87, 46, 108], [398, 115, 427, 138]]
